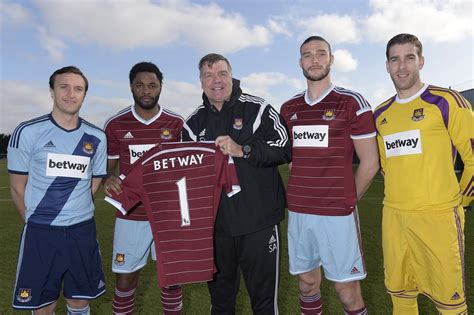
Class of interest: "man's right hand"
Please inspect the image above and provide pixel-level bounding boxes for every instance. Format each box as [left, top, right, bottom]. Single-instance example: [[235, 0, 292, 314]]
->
[[104, 175, 123, 197]]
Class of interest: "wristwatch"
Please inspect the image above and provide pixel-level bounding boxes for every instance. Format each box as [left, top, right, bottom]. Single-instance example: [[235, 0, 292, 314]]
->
[[242, 144, 251, 159]]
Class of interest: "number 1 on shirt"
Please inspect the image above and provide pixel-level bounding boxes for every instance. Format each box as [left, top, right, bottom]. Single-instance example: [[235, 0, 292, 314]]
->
[[176, 177, 191, 226]]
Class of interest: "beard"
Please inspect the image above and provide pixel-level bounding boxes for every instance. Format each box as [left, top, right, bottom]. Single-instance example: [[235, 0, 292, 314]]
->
[[133, 92, 160, 110], [303, 64, 331, 82]]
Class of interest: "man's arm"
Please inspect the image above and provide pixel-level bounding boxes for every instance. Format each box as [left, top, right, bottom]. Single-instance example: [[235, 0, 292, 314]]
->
[[447, 94, 473, 207], [353, 136, 380, 200], [242, 105, 292, 167], [9, 174, 28, 222], [104, 159, 121, 197]]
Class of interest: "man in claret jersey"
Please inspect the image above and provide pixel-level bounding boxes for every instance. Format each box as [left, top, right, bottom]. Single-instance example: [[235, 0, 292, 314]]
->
[[104, 62, 185, 315], [374, 33, 472, 315], [280, 36, 379, 315]]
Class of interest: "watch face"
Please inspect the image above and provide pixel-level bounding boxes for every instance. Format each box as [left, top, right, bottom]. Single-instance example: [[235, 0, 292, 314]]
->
[[243, 145, 251, 154]]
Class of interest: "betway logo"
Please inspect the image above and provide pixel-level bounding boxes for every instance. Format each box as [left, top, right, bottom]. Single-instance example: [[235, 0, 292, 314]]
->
[[129, 144, 155, 164], [46, 153, 90, 179], [154, 153, 204, 170], [384, 130, 422, 158], [293, 125, 329, 147]]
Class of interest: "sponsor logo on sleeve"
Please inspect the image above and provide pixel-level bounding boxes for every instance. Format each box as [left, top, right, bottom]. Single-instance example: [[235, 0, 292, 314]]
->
[[292, 125, 329, 147], [46, 153, 90, 179], [129, 144, 155, 164], [383, 130, 422, 158]]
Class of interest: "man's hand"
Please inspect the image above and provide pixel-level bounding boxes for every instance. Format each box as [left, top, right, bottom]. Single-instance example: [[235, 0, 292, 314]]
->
[[215, 135, 243, 158], [104, 175, 123, 197]]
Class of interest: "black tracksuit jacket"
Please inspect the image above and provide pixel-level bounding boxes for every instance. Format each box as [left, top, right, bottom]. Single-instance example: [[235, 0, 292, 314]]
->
[[183, 79, 292, 236]]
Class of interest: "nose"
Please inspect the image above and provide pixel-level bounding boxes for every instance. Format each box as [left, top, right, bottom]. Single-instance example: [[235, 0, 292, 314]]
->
[[66, 87, 77, 98]]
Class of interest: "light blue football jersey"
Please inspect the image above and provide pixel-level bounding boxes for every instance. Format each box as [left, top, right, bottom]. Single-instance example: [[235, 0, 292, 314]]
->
[[8, 114, 107, 226]]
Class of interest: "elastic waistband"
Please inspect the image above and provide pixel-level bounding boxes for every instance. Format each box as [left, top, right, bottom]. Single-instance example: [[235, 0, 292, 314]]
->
[[26, 218, 95, 230]]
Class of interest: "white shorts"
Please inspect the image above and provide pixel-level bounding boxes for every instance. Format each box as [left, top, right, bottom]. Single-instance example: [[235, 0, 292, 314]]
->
[[287, 210, 366, 282], [112, 218, 156, 273]]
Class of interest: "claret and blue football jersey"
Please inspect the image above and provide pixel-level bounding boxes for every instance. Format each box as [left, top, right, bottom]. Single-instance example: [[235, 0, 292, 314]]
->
[[8, 114, 107, 226]]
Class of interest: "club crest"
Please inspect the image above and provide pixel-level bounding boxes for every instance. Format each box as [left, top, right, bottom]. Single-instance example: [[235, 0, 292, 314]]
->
[[322, 109, 336, 121], [161, 128, 172, 140], [17, 288, 32, 303], [411, 108, 425, 121], [114, 253, 125, 265], [233, 118, 243, 130], [82, 142, 94, 154]]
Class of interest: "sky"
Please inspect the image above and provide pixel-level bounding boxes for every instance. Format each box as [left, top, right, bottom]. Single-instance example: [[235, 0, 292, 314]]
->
[[1, 0, 473, 134]]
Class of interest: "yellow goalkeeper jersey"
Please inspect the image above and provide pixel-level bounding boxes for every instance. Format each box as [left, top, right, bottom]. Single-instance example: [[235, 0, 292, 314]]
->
[[374, 84, 473, 210]]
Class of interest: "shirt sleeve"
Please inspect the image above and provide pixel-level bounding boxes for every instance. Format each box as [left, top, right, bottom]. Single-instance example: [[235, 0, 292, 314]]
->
[[92, 132, 107, 178], [447, 93, 473, 207], [246, 104, 292, 167], [7, 125, 34, 174], [105, 121, 120, 159], [104, 162, 145, 214], [349, 97, 377, 139]]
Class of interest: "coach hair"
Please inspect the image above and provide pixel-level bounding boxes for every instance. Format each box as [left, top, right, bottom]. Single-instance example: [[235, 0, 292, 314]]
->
[[198, 53, 233, 77]]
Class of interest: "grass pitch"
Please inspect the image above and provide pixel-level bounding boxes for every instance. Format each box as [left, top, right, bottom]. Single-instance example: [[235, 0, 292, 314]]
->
[[0, 161, 472, 314]]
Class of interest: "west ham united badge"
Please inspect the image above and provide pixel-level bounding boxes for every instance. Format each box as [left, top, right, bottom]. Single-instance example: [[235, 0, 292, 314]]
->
[[411, 108, 425, 121], [82, 142, 94, 154], [17, 288, 32, 303], [233, 118, 243, 130], [160, 128, 172, 140], [322, 109, 336, 120], [114, 253, 125, 266]]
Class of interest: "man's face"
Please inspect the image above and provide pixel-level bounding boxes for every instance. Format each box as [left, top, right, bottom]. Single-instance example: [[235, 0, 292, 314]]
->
[[131, 72, 161, 110], [386, 43, 424, 94], [50, 73, 86, 116], [299, 40, 333, 82], [200, 60, 233, 109]]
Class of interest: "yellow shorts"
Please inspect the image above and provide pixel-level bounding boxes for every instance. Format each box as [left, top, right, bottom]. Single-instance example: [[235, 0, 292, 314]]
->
[[382, 205, 466, 311]]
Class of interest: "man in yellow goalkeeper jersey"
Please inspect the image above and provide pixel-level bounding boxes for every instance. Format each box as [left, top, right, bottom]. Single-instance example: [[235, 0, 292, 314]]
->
[[374, 33, 473, 315]]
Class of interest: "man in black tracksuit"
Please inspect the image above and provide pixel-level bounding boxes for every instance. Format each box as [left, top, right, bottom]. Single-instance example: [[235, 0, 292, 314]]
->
[[183, 53, 291, 314]]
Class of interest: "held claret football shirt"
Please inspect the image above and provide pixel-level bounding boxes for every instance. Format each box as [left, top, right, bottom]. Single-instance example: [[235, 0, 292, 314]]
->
[[105, 141, 240, 287]]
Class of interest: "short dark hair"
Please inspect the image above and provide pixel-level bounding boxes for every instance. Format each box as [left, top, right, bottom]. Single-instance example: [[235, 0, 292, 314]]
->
[[49, 66, 88, 92], [386, 33, 423, 60], [129, 62, 164, 85], [198, 53, 232, 76], [300, 36, 332, 55]]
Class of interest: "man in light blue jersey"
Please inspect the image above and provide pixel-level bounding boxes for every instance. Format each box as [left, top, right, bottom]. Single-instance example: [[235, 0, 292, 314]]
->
[[8, 66, 107, 314]]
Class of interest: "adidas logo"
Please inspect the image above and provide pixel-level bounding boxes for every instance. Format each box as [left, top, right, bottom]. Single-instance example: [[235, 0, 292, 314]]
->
[[98, 280, 106, 289], [124, 132, 134, 139], [269, 235, 277, 244], [451, 292, 461, 300], [44, 141, 55, 148], [290, 113, 298, 120], [380, 118, 387, 125], [350, 266, 360, 274]]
